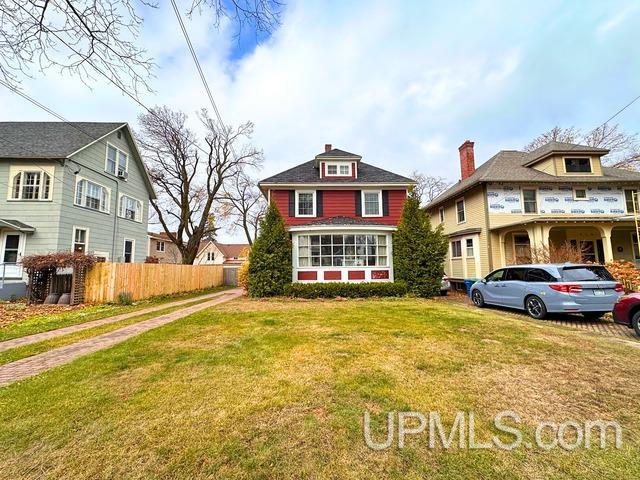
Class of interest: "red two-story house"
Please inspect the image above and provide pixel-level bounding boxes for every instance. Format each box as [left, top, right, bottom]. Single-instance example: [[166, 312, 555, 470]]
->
[[258, 145, 414, 283]]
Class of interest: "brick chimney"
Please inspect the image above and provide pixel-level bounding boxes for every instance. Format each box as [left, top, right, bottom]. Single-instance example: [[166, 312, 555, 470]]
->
[[325, 143, 332, 153], [459, 140, 475, 180]]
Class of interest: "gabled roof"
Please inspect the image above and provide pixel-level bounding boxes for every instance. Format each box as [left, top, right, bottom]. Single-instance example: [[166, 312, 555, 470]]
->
[[259, 160, 414, 186], [428, 144, 640, 209], [214, 243, 249, 258], [523, 141, 609, 166], [0, 121, 156, 199], [0, 122, 125, 158]]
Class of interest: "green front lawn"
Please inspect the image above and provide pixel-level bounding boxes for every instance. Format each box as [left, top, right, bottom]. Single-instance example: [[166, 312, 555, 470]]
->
[[1, 297, 639, 479], [0, 285, 231, 342]]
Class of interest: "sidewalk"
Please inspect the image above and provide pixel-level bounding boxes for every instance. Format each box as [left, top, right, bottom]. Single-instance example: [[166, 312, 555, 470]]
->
[[0, 288, 234, 353], [0, 289, 243, 387]]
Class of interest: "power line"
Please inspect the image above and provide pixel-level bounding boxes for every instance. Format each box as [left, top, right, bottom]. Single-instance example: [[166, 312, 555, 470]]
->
[[169, 0, 226, 129]]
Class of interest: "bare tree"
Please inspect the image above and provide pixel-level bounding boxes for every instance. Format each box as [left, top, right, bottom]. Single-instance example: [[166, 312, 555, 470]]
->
[[139, 106, 263, 264], [524, 124, 640, 170], [410, 171, 452, 206], [219, 172, 267, 245], [0, 0, 283, 93]]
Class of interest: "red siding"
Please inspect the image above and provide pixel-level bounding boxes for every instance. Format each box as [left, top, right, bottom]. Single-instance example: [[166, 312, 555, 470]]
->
[[271, 189, 406, 226], [323, 271, 342, 280], [348, 270, 366, 280], [298, 271, 317, 280]]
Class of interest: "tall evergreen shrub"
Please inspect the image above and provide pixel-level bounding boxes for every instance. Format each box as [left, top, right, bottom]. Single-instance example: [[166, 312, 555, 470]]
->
[[248, 202, 292, 297], [393, 191, 448, 296]]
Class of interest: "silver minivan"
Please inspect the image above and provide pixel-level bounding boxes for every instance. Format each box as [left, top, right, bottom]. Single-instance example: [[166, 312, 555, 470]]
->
[[469, 263, 624, 319]]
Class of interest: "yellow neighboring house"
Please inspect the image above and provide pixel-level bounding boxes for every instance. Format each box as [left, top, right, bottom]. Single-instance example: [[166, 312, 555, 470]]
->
[[426, 140, 640, 283]]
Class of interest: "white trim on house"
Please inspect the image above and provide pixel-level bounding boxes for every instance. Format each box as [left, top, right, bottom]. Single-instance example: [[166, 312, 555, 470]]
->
[[7, 166, 55, 202], [295, 190, 316, 217], [573, 187, 588, 200], [71, 226, 90, 253], [118, 193, 143, 222], [361, 190, 383, 217], [123, 238, 135, 263], [67, 124, 127, 158], [74, 176, 111, 214], [456, 198, 466, 224], [324, 161, 352, 177], [288, 224, 397, 232], [260, 183, 413, 189], [105, 142, 129, 178], [291, 230, 394, 283], [0, 231, 25, 279]]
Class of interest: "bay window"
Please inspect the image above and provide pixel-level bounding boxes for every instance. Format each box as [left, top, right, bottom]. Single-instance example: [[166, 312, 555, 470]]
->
[[75, 178, 110, 213], [119, 194, 143, 222], [9, 170, 52, 200], [297, 234, 388, 267]]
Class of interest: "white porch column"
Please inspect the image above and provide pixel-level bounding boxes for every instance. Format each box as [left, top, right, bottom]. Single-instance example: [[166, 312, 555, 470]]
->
[[600, 225, 614, 263]]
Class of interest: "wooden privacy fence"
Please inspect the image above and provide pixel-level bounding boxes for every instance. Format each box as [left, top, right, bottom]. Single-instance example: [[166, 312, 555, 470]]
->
[[84, 263, 224, 303]]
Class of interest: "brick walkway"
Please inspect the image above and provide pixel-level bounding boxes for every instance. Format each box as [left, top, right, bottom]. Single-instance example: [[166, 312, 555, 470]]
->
[[0, 289, 234, 353], [0, 289, 243, 387], [445, 292, 639, 340]]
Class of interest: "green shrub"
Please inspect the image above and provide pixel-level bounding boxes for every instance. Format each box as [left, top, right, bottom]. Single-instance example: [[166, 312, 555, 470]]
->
[[116, 291, 133, 305], [284, 281, 408, 299], [393, 190, 448, 297], [248, 202, 292, 297]]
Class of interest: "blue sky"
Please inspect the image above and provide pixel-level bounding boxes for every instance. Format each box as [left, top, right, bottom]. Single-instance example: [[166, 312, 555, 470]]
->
[[1, 0, 639, 240]]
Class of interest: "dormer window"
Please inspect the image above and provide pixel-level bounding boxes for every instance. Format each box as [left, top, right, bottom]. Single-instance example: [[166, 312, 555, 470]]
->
[[325, 162, 352, 177], [564, 157, 592, 173]]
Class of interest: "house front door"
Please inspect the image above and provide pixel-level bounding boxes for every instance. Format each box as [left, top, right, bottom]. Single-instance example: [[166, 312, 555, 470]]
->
[[1, 233, 24, 278]]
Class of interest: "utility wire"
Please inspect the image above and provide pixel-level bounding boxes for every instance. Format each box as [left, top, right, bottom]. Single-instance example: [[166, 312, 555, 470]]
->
[[169, 0, 226, 129]]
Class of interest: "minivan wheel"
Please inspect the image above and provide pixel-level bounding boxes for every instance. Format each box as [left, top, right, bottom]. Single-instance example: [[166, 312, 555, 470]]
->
[[471, 290, 485, 307], [525, 295, 547, 319], [632, 311, 640, 337]]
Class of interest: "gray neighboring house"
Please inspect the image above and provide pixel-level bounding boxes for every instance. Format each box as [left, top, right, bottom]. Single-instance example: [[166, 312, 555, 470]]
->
[[0, 122, 156, 299]]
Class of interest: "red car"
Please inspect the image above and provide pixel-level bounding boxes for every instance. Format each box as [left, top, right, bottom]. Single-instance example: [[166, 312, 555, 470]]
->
[[612, 293, 640, 336]]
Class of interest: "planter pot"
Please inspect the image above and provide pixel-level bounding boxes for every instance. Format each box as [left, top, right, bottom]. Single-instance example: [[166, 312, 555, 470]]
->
[[44, 293, 60, 304], [57, 293, 71, 305]]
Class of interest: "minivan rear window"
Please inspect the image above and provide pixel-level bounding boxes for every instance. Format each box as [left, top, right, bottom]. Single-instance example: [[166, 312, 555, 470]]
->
[[560, 266, 614, 282]]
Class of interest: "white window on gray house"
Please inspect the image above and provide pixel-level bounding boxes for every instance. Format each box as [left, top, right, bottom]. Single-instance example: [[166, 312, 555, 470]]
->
[[363, 191, 381, 216], [119, 195, 142, 222], [10, 170, 52, 200], [564, 157, 591, 173], [75, 179, 110, 213], [451, 240, 462, 258], [73, 227, 88, 253], [625, 189, 637, 213], [106, 144, 128, 176], [466, 238, 474, 257], [522, 189, 537, 213], [296, 191, 315, 216], [156, 241, 165, 252], [456, 199, 465, 223]]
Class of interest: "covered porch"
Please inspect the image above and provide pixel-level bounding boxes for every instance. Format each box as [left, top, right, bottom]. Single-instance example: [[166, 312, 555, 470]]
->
[[0, 219, 35, 299], [493, 218, 639, 268]]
